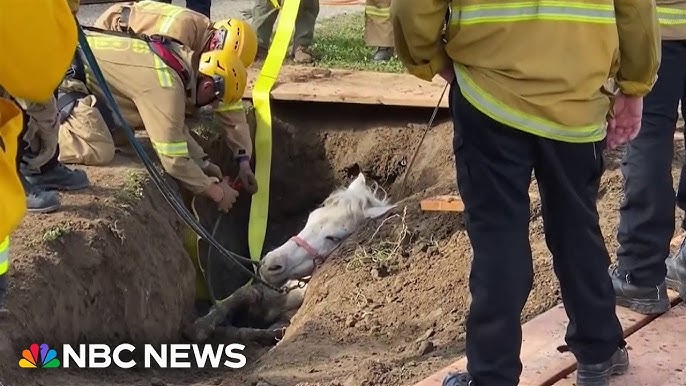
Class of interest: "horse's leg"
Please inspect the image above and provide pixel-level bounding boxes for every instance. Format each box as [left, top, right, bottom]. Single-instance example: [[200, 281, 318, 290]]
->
[[183, 285, 261, 343], [214, 325, 285, 345]]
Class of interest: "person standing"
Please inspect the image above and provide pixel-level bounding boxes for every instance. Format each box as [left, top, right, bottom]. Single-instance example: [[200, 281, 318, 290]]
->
[[391, 1, 660, 385], [251, 0, 320, 63], [1, 0, 79, 310], [364, 0, 394, 61], [609, 0, 686, 315], [154, 0, 211, 18]]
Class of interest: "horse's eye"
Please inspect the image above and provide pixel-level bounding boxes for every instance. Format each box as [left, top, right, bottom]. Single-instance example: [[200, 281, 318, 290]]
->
[[326, 236, 342, 243]]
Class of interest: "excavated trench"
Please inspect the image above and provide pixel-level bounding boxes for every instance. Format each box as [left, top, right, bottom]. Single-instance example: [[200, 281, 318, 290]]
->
[[192, 102, 455, 302]]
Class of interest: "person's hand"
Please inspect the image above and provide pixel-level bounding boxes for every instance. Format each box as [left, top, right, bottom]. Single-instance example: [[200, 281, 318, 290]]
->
[[439, 65, 455, 84], [238, 159, 258, 194], [201, 160, 223, 179], [203, 180, 239, 213], [606, 93, 643, 149]]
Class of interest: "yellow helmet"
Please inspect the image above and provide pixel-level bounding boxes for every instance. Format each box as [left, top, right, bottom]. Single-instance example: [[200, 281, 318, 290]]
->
[[212, 18, 258, 67], [198, 49, 247, 105]]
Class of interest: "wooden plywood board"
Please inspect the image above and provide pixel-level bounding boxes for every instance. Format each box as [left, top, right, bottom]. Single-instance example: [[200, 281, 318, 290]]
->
[[421, 196, 464, 212], [412, 291, 680, 386], [420, 192, 541, 213], [243, 65, 450, 108], [555, 301, 686, 386]]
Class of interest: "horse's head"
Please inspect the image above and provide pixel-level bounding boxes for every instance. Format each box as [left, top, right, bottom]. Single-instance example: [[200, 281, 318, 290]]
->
[[259, 173, 395, 286]]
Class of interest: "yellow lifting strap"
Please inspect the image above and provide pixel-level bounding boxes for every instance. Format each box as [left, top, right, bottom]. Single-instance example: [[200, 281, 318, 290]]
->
[[248, 0, 302, 262], [269, 0, 281, 10]]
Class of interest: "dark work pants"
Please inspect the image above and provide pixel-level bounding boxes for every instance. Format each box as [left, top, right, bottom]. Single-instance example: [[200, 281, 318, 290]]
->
[[616, 40, 686, 287], [154, 0, 211, 17], [449, 81, 625, 385]]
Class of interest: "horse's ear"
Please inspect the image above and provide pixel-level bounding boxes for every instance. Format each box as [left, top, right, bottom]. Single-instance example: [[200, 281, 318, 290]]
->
[[348, 173, 367, 191], [363, 204, 395, 219]]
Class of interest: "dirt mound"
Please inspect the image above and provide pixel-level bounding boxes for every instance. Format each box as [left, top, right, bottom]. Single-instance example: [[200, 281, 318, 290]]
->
[[1, 156, 197, 385]]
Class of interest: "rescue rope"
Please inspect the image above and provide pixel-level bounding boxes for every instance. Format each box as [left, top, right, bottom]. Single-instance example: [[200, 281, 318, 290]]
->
[[397, 82, 449, 198], [76, 25, 285, 293], [248, 0, 302, 263]]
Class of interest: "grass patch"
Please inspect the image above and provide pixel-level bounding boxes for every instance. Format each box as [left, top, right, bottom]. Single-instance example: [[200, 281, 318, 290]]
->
[[114, 170, 146, 207], [43, 223, 72, 242], [311, 12, 404, 73]]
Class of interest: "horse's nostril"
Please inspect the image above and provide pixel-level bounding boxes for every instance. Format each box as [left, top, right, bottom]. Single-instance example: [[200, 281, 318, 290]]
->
[[267, 265, 283, 272]]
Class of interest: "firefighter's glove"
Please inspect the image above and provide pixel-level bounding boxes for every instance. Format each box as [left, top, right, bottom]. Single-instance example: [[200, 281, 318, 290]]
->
[[238, 159, 258, 194], [203, 180, 238, 213], [201, 160, 223, 179]]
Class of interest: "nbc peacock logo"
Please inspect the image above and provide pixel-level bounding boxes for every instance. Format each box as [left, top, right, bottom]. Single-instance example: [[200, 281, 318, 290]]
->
[[19, 343, 61, 368]]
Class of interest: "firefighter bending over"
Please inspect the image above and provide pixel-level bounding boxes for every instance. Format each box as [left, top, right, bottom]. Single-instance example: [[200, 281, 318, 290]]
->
[[92, 1, 258, 193], [80, 30, 249, 213]]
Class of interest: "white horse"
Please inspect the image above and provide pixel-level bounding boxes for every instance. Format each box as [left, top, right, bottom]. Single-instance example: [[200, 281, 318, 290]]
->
[[184, 173, 396, 344]]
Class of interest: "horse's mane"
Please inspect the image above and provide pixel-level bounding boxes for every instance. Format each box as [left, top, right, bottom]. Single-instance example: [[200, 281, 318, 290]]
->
[[321, 179, 389, 219]]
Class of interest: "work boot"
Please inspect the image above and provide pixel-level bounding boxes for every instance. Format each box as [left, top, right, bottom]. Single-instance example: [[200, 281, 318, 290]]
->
[[21, 173, 61, 213], [609, 265, 670, 315], [24, 162, 89, 191], [372, 46, 394, 61], [576, 346, 629, 386], [292, 46, 319, 64], [441, 372, 474, 386], [666, 239, 686, 298]]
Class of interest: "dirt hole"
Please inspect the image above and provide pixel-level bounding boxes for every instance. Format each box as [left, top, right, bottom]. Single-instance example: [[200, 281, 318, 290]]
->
[[4, 102, 683, 386]]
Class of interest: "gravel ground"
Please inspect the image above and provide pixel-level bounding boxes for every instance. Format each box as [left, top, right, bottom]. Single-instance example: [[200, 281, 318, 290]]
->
[[77, 0, 362, 26]]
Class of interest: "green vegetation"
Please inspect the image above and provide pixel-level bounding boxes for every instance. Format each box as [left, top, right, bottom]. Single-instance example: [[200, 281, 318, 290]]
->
[[114, 170, 146, 206], [43, 223, 72, 242], [311, 12, 405, 73]]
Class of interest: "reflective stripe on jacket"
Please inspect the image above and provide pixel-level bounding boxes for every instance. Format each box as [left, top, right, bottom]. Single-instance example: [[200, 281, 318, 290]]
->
[[391, 0, 660, 143], [0, 236, 9, 276], [657, 0, 686, 40]]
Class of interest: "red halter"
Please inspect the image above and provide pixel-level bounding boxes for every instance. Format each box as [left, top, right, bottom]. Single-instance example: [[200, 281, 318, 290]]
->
[[289, 236, 324, 266]]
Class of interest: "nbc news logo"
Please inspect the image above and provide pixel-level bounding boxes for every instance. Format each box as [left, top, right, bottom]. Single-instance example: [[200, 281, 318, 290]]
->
[[19, 342, 247, 369]]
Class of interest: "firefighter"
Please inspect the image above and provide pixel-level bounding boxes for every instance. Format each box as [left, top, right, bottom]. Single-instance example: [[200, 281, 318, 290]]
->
[[391, 0, 659, 385], [80, 30, 247, 213], [6, 0, 89, 213], [1, 0, 78, 310], [611, 0, 686, 314], [251, 0, 320, 63], [91, 1, 258, 193], [364, 0, 394, 61]]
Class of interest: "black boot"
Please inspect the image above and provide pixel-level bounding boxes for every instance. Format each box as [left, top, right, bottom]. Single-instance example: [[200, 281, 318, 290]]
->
[[20, 172, 61, 213], [576, 346, 629, 386], [372, 46, 394, 61], [442, 372, 475, 386], [609, 266, 670, 315], [23, 162, 89, 192], [666, 239, 686, 298]]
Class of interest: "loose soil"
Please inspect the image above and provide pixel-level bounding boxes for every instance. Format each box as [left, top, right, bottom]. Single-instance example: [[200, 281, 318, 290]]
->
[[1, 101, 684, 386]]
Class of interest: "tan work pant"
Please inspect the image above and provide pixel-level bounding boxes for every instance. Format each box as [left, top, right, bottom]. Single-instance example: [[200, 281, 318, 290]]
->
[[364, 0, 393, 48], [251, 0, 320, 49]]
